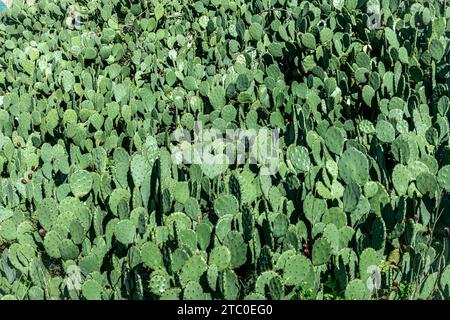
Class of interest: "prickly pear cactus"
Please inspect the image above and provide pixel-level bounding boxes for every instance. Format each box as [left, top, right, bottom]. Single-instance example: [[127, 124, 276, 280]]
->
[[287, 145, 310, 173], [69, 170, 93, 198], [0, 0, 448, 302], [209, 246, 231, 271], [338, 148, 369, 186]]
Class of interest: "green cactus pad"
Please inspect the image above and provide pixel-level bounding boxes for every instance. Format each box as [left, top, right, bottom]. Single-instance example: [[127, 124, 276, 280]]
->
[[343, 182, 361, 213], [59, 239, 80, 260], [345, 279, 370, 300], [180, 255, 208, 286], [323, 223, 340, 254], [114, 219, 136, 245], [28, 286, 45, 300], [79, 254, 102, 275], [359, 248, 380, 283], [272, 213, 289, 238], [242, 206, 254, 242], [363, 181, 379, 198], [215, 215, 233, 243], [171, 248, 190, 272], [108, 188, 131, 217], [418, 272, 439, 300], [268, 276, 284, 300], [287, 145, 310, 173], [221, 269, 240, 300], [255, 271, 278, 295], [164, 212, 192, 235], [437, 165, 450, 192], [140, 241, 164, 270], [82, 279, 102, 300], [321, 207, 347, 229], [160, 288, 182, 300], [130, 154, 149, 187], [209, 245, 231, 271], [69, 170, 93, 198], [69, 220, 85, 245], [274, 250, 296, 270], [392, 164, 410, 196], [207, 264, 219, 291], [303, 193, 327, 225], [201, 154, 228, 179], [184, 197, 201, 220], [178, 228, 197, 251], [282, 254, 313, 286], [416, 172, 437, 195], [36, 198, 58, 231], [223, 231, 247, 269], [338, 147, 369, 186], [196, 223, 212, 251], [439, 265, 450, 297], [339, 226, 355, 249], [183, 281, 207, 300], [230, 171, 258, 205], [312, 238, 332, 266], [173, 181, 190, 203], [43, 230, 62, 259], [149, 270, 170, 296], [0, 219, 17, 241], [324, 126, 345, 155], [376, 120, 395, 143], [429, 39, 444, 60], [362, 85, 375, 106], [214, 194, 239, 217], [371, 217, 386, 251]]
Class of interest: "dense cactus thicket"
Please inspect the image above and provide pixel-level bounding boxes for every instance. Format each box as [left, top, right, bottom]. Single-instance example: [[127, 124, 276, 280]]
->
[[0, 0, 449, 300]]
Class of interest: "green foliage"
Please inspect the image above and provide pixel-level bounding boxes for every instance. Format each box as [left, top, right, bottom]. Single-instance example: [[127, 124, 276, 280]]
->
[[0, 0, 448, 301]]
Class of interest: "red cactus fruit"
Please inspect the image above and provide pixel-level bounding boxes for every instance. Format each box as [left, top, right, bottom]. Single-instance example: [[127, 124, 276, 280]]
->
[[38, 228, 46, 237]]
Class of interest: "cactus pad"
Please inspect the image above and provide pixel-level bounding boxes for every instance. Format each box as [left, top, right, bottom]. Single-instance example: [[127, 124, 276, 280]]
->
[[437, 165, 450, 192], [214, 194, 239, 217], [180, 255, 207, 286], [223, 231, 247, 269], [303, 193, 327, 225], [343, 182, 361, 213], [416, 172, 437, 195], [36, 198, 58, 231], [345, 279, 369, 300], [140, 241, 164, 270], [312, 238, 332, 266], [440, 265, 450, 298], [43, 230, 61, 259], [209, 245, 231, 271], [282, 254, 313, 286], [324, 126, 345, 155], [149, 270, 170, 296], [359, 248, 380, 283], [376, 120, 395, 143], [114, 219, 136, 245], [82, 279, 102, 300], [338, 147, 369, 186], [130, 154, 149, 188], [69, 170, 93, 198], [287, 145, 310, 173]]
